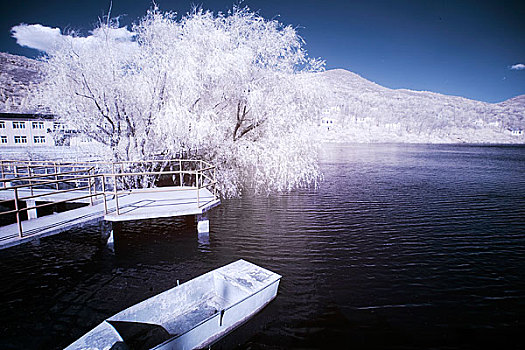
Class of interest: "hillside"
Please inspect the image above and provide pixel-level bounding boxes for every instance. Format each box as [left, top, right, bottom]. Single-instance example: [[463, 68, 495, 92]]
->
[[0, 52, 42, 113], [498, 94, 525, 110], [313, 69, 525, 143]]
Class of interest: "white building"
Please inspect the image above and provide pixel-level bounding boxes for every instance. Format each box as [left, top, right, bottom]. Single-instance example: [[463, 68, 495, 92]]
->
[[0, 113, 55, 147], [0, 113, 92, 147], [320, 116, 335, 131]]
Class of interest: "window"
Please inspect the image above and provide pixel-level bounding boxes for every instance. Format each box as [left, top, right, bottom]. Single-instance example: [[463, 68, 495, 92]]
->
[[0, 136, 7, 143], [12, 121, 26, 129], [0, 121, 5, 128], [34, 136, 46, 144], [32, 121, 44, 129], [14, 136, 27, 144]]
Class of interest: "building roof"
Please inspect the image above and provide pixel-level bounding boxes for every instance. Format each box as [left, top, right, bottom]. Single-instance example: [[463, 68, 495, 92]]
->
[[0, 112, 55, 120]]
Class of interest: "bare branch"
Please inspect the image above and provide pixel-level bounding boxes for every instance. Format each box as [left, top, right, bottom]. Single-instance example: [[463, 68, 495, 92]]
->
[[238, 118, 267, 139]]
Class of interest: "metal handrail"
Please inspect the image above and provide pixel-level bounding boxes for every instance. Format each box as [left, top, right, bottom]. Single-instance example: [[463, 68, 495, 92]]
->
[[0, 159, 215, 166], [0, 168, 95, 185], [106, 164, 217, 213], [0, 173, 96, 191], [0, 159, 218, 238]]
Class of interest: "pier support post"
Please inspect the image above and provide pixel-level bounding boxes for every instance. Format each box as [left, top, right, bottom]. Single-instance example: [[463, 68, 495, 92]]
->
[[197, 213, 209, 234], [197, 213, 210, 248], [107, 229, 115, 251], [100, 221, 113, 240], [26, 199, 38, 220]]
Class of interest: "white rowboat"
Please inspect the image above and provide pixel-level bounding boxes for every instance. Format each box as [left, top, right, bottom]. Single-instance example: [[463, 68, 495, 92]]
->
[[65, 260, 281, 350]]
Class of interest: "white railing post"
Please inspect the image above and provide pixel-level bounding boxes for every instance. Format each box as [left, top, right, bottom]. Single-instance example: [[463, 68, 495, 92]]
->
[[102, 175, 108, 214], [88, 174, 94, 206], [0, 160, 4, 188], [54, 162, 59, 190], [197, 163, 200, 207], [213, 166, 217, 199], [92, 167, 97, 198], [13, 188, 22, 238], [179, 160, 183, 186], [114, 173, 119, 215], [27, 164, 34, 197]]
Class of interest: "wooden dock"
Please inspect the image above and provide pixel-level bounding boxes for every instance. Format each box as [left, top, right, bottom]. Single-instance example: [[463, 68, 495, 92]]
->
[[104, 187, 219, 222], [0, 159, 220, 250], [0, 198, 109, 249]]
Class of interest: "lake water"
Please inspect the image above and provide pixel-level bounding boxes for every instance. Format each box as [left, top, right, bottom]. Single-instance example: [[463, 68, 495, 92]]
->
[[1, 144, 524, 349]]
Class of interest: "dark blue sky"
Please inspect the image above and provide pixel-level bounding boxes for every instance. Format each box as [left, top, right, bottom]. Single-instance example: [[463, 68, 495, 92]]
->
[[1, 0, 524, 103]]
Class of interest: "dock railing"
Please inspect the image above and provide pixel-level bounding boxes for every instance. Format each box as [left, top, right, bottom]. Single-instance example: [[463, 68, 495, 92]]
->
[[0, 159, 218, 238]]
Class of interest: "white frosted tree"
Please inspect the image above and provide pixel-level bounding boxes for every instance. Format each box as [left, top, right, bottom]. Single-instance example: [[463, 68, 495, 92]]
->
[[35, 6, 325, 196]]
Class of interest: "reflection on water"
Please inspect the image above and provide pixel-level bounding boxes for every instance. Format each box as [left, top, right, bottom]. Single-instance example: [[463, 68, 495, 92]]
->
[[0, 144, 524, 349], [197, 231, 210, 252]]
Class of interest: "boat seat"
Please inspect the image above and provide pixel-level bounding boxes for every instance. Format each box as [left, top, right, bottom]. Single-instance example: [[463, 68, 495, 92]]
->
[[107, 321, 172, 350], [163, 303, 219, 336]]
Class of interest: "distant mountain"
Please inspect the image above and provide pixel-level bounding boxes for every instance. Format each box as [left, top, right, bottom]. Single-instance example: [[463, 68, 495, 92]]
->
[[1, 53, 523, 143], [0, 52, 42, 113], [313, 69, 525, 143], [498, 94, 525, 109]]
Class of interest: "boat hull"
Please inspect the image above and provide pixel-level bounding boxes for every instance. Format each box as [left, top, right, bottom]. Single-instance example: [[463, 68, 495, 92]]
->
[[156, 279, 280, 350], [65, 260, 281, 350]]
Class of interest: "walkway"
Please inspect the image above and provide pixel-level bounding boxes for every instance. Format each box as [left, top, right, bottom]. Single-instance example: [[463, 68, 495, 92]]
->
[[0, 159, 220, 250], [0, 198, 109, 249], [0, 187, 219, 249]]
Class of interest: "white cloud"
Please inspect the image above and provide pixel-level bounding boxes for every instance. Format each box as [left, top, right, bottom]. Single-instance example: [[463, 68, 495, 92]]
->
[[11, 23, 136, 54], [11, 24, 63, 52], [510, 63, 525, 70]]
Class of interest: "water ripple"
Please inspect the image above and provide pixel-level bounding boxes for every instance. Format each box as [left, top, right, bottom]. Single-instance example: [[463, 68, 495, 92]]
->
[[1, 144, 525, 349]]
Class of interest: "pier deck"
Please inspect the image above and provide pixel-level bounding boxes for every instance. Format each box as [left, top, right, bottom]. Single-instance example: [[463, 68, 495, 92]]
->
[[0, 187, 219, 250], [104, 187, 219, 221]]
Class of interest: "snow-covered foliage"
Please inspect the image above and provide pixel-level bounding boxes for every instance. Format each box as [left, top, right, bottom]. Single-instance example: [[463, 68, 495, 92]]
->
[[34, 7, 325, 196], [314, 69, 525, 143]]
